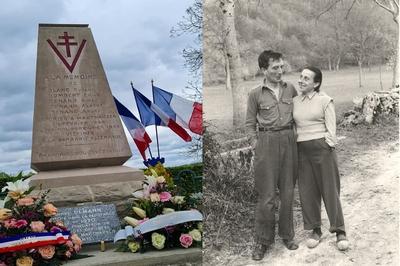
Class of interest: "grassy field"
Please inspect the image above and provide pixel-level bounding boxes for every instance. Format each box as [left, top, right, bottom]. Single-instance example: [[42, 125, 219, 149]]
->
[[204, 66, 393, 123]]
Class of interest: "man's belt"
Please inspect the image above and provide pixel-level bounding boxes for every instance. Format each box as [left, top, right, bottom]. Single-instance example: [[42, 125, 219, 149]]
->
[[258, 125, 293, 132]]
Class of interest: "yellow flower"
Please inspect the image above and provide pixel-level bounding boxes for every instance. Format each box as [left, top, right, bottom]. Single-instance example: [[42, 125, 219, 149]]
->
[[128, 241, 140, 253], [124, 216, 140, 227], [150, 169, 158, 177], [151, 232, 166, 250], [162, 208, 175, 214], [156, 176, 166, 183], [0, 208, 12, 221], [150, 193, 160, 202], [38, 245, 55, 259], [189, 229, 202, 242], [16, 256, 33, 266], [132, 207, 146, 218], [171, 196, 185, 204]]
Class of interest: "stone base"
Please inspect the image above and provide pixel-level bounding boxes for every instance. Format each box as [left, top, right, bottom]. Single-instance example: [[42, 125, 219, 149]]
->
[[30, 165, 143, 188], [30, 166, 144, 216], [67, 248, 202, 266]]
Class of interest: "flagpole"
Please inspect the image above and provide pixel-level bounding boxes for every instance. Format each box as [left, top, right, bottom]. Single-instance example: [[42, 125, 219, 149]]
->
[[147, 145, 153, 158], [151, 79, 161, 158]]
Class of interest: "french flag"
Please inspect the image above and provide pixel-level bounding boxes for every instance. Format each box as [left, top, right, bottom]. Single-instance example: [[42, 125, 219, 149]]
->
[[153, 86, 203, 135], [132, 87, 192, 142], [114, 97, 152, 160]]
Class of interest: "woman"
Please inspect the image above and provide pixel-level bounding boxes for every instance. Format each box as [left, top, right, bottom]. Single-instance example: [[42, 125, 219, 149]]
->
[[293, 66, 349, 251]]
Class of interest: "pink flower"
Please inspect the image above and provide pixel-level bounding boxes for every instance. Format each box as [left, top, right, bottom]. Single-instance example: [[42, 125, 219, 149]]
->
[[3, 218, 28, 229], [30, 221, 45, 232], [43, 203, 57, 217], [54, 220, 65, 227], [3, 218, 17, 228], [15, 219, 28, 228], [71, 233, 82, 252], [50, 226, 62, 233], [65, 240, 74, 249], [17, 197, 35, 206], [179, 234, 193, 248], [159, 192, 172, 202]]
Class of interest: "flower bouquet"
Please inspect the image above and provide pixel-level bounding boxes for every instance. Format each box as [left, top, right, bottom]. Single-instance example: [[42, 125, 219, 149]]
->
[[115, 163, 203, 253], [0, 178, 83, 265]]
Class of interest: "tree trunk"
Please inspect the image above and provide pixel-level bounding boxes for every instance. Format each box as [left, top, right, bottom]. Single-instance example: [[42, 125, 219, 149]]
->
[[224, 51, 231, 90], [358, 60, 363, 88], [393, 16, 399, 89], [328, 56, 332, 71], [220, 0, 244, 128], [379, 63, 384, 90], [335, 56, 341, 71]]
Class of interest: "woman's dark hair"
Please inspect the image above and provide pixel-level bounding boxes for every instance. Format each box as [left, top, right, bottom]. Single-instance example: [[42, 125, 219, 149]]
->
[[303, 66, 322, 92], [258, 50, 282, 69]]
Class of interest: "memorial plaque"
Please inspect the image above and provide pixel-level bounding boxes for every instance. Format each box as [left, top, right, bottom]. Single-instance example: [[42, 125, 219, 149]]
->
[[55, 204, 121, 244], [31, 24, 131, 171]]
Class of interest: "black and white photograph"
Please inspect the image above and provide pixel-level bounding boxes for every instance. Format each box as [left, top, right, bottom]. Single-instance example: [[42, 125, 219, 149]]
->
[[203, 0, 399, 265]]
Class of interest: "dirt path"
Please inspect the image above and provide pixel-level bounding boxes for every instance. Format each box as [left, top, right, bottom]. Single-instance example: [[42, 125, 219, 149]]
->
[[206, 140, 399, 266]]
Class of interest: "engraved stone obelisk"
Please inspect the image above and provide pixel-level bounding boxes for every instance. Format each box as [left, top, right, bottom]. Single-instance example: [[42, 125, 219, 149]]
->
[[31, 24, 131, 171], [30, 24, 142, 203]]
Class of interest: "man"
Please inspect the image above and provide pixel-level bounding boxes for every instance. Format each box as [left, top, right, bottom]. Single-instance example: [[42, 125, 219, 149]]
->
[[246, 50, 298, 261]]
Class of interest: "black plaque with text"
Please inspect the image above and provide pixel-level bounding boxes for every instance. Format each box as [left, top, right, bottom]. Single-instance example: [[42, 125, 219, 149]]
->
[[54, 204, 120, 244]]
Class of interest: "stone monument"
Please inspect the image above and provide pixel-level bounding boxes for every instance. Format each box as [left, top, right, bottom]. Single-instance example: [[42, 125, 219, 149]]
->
[[30, 24, 143, 212]]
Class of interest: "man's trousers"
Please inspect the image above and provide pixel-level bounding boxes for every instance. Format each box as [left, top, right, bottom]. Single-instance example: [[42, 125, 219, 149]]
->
[[253, 129, 297, 244], [297, 138, 345, 233]]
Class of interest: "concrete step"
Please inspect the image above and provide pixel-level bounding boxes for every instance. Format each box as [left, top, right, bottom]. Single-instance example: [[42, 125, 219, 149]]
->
[[67, 247, 202, 266]]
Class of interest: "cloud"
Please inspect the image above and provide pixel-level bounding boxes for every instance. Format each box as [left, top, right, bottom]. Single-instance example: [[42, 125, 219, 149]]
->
[[0, 0, 201, 174]]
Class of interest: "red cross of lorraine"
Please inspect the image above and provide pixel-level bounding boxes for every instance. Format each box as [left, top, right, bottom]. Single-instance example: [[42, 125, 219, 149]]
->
[[56, 32, 77, 57], [47, 32, 87, 73]]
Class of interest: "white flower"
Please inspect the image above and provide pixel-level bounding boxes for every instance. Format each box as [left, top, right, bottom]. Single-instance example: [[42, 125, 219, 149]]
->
[[2, 178, 31, 199], [189, 229, 202, 242], [1, 178, 31, 193], [132, 190, 144, 199], [144, 175, 157, 190]]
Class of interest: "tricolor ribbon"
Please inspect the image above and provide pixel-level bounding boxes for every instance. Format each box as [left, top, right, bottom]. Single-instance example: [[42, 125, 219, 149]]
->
[[114, 210, 203, 242], [0, 231, 70, 253]]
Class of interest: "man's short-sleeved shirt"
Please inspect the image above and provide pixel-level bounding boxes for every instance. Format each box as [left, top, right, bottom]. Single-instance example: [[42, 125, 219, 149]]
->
[[245, 81, 297, 137]]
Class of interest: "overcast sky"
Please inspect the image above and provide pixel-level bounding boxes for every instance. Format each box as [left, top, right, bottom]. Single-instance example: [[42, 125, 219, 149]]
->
[[0, 0, 201, 174]]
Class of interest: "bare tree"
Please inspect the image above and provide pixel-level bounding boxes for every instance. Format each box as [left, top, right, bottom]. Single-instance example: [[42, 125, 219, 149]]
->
[[318, 0, 399, 88], [219, 0, 245, 127], [345, 6, 385, 88], [170, 0, 202, 81], [373, 0, 399, 88]]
